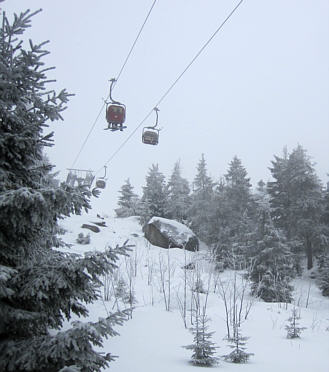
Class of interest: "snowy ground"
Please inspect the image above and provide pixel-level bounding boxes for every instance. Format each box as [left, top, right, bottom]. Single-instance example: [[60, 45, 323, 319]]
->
[[59, 213, 329, 372]]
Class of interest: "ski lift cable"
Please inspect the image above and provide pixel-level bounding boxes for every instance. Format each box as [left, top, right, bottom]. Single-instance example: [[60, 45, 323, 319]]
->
[[115, 0, 158, 86], [155, 0, 245, 108], [96, 0, 245, 174], [70, 0, 158, 169]]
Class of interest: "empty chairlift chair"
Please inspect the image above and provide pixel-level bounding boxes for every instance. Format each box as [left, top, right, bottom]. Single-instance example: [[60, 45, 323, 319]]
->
[[105, 78, 127, 131], [66, 169, 95, 188], [95, 166, 107, 189], [142, 107, 161, 145]]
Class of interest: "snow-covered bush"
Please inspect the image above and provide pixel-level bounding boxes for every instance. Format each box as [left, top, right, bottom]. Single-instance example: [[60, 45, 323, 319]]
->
[[193, 278, 206, 294], [76, 232, 91, 245]]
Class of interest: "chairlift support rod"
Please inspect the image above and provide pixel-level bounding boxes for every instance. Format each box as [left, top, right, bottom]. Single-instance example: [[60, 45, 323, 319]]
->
[[102, 166, 107, 179], [108, 78, 121, 105], [145, 107, 160, 130]]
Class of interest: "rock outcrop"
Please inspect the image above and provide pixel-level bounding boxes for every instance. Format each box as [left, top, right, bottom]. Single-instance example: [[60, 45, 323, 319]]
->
[[143, 217, 199, 252]]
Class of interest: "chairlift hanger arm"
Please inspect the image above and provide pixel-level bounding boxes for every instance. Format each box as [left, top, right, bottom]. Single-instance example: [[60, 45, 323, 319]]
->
[[108, 78, 121, 105], [102, 166, 107, 179], [151, 107, 160, 129]]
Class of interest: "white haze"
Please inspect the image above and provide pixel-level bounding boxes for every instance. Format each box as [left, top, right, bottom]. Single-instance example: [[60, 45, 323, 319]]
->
[[3, 0, 329, 213]]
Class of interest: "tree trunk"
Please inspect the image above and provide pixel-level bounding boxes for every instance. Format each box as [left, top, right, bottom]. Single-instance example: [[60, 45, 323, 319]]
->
[[306, 237, 313, 270]]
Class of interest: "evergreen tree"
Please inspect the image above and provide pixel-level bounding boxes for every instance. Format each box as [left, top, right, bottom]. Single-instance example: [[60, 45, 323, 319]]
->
[[166, 161, 190, 222], [193, 154, 214, 194], [285, 307, 306, 339], [317, 180, 329, 295], [318, 254, 329, 296], [321, 181, 329, 226], [184, 310, 219, 367], [188, 154, 215, 243], [116, 178, 141, 217], [268, 145, 324, 269], [249, 199, 294, 302], [0, 10, 129, 371], [213, 156, 255, 269], [140, 164, 167, 224], [223, 324, 253, 363]]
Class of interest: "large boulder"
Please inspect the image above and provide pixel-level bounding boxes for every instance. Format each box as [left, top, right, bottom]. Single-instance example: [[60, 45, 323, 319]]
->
[[143, 217, 199, 252]]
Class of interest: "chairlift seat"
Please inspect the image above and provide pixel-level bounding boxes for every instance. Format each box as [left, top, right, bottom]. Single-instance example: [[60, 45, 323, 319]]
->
[[106, 104, 126, 125], [142, 129, 159, 145], [96, 179, 106, 189]]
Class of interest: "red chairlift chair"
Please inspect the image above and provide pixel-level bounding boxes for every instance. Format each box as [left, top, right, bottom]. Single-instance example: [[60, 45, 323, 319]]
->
[[105, 78, 127, 131]]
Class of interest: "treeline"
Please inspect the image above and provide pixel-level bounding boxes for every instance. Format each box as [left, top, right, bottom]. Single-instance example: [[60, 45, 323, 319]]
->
[[116, 145, 329, 300]]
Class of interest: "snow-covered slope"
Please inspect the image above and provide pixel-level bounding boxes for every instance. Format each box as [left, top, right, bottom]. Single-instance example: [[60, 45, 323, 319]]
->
[[59, 213, 329, 372]]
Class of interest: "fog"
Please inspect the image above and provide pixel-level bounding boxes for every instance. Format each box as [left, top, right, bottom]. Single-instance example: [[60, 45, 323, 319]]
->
[[4, 0, 329, 213]]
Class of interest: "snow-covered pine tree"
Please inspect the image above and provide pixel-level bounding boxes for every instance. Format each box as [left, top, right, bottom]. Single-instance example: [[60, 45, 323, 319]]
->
[[213, 156, 255, 269], [188, 154, 215, 243], [184, 309, 219, 367], [285, 307, 306, 339], [318, 254, 329, 296], [166, 160, 191, 222], [223, 324, 253, 363], [0, 10, 129, 371], [115, 178, 141, 217], [140, 163, 168, 224], [249, 197, 294, 302], [318, 182, 329, 296], [268, 145, 324, 270]]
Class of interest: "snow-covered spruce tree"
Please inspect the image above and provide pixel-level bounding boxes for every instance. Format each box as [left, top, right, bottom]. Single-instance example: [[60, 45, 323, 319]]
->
[[285, 307, 306, 339], [0, 10, 129, 371], [184, 308, 219, 367], [268, 145, 324, 270], [249, 198, 294, 302], [166, 160, 191, 222], [188, 154, 215, 243], [213, 156, 256, 269], [223, 324, 253, 363], [318, 254, 329, 296], [115, 178, 141, 217], [140, 163, 168, 224], [318, 182, 329, 296], [114, 277, 136, 308]]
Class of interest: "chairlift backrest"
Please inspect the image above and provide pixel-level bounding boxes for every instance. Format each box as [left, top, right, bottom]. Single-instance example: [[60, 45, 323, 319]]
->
[[142, 128, 159, 145], [96, 179, 106, 189], [66, 171, 76, 187], [66, 169, 94, 188], [106, 104, 126, 125]]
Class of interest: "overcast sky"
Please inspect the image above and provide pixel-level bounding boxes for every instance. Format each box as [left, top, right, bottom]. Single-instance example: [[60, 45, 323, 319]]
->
[[3, 0, 329, 214]]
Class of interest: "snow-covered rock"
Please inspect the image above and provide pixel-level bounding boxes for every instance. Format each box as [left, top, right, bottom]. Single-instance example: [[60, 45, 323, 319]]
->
[[143, 217, 199, 251]]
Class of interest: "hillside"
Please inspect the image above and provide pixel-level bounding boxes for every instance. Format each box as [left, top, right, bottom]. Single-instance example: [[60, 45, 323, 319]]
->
[[58, 213, 329, 372]]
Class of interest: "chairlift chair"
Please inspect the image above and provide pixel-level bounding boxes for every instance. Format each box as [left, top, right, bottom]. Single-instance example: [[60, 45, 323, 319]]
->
[[96, 179, 106, 189], [142, 107, 161, 145], [66, 169, 94, 188], [142, 127, 159, 145], [95, 166, 107, 189], [105, 78, 127, 131]]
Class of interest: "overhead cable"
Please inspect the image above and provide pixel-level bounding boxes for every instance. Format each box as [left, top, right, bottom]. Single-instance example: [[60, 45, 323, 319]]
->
[[70, 0, 158, 169], [97, 0, 245, 173]]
